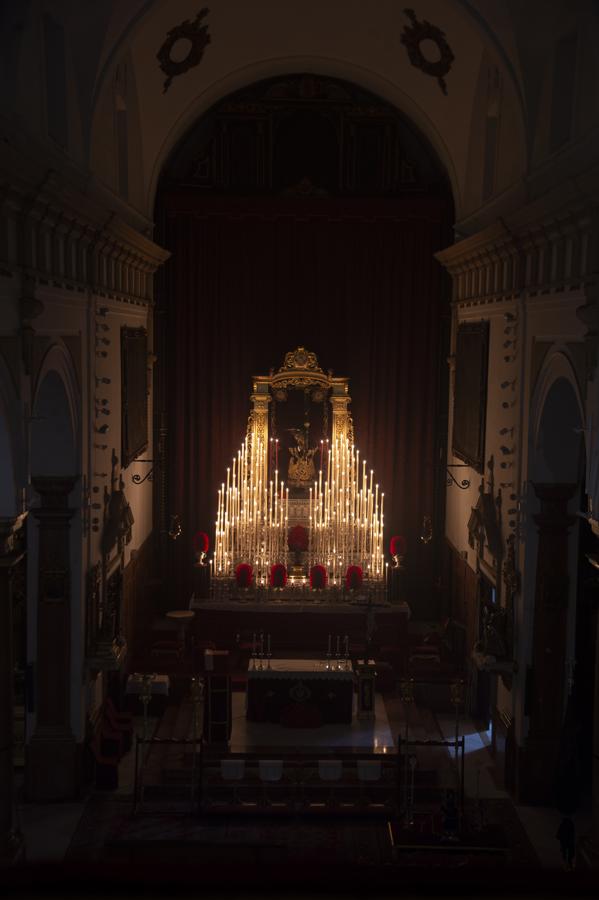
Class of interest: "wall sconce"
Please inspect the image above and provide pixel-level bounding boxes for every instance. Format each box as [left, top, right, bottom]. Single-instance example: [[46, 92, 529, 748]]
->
[[499, 445, 514, 455], [419, 515, 433, 545], [168, 515, 182, 541], [446, 464, 471, 489], [131, 457, 160, 485]]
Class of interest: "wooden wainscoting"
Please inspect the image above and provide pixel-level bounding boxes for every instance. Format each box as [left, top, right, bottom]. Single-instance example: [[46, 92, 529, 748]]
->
[[121, 532, 160, 664], [445, 539, 478, 656]]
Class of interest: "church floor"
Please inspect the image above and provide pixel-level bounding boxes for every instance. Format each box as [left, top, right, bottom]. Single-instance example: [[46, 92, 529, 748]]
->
[[11, 687, 592, 880]]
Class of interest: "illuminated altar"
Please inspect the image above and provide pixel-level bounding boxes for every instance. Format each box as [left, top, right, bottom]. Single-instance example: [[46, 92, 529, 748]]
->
[[211, 348, 387, 599]]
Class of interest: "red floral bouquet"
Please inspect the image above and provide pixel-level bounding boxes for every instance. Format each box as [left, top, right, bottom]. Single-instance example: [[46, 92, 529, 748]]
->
[[390, 535, 406, 568], [346, 565, 363, 591], [270, 563, 288, 588], [287, 524, 309, 552], [235, 563, 253, 588], [310, 564, 328, 590], [193, 531, 210, 565], [390, 535, 406, 557]]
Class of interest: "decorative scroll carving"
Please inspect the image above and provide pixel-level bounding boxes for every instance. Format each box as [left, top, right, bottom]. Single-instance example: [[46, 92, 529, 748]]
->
[[156, 8, 211, 94], [400, 9, 455, 96]]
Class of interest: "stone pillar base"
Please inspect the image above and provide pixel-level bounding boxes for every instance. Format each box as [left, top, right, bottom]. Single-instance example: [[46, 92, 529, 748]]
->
[[0, 829, 25, 864], [25, 733, 79, 801]]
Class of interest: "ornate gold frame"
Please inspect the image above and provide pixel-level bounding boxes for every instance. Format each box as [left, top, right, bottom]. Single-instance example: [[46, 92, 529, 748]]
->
[[247, 347, 354, 452]]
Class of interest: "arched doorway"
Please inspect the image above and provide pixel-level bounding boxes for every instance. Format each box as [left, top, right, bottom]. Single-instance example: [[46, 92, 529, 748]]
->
[[26, 359, 80, 801], [0, 359, 26, 854], [522, 364, 586, 806], [154, 73, 454, 613]]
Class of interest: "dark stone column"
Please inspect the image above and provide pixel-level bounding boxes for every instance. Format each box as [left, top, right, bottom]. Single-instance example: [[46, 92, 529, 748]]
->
[[0, 515, 26, 860], [26, 476, 78, 801], [519, 483, 577, 804]]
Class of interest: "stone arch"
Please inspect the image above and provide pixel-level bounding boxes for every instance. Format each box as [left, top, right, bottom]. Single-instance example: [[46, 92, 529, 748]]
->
[[31, 342, 80, 477], [529, 348, 584, 483], [0, 353, 23, 517], [146, 56, 461, 214]]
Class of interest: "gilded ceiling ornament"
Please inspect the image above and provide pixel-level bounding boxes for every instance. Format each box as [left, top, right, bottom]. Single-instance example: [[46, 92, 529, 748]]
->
[[156, 8, 211, 94], [400, 8, 455, 96]]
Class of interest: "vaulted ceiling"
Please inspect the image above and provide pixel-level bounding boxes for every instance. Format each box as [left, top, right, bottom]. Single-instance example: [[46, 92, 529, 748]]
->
[[2, 0, 598, 228]]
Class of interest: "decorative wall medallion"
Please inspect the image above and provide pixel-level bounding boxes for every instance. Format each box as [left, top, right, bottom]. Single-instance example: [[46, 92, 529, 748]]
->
[[400, 8, 454, 95], [157, 8, 211, 94]]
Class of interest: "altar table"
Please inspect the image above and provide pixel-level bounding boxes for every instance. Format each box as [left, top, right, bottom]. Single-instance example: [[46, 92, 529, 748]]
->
[[246, 658, 354, 727]]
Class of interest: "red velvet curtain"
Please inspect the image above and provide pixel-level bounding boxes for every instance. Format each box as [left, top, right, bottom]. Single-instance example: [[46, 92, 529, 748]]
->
[[159, 193, 450, 601]]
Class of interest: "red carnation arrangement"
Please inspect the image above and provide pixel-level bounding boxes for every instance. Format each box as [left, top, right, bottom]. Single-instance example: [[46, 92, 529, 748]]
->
[[288, 524, 309, 552], [193, 531, 210, 565], [193, 531, 210, 553], [346, 565, 363, 591], [310, 564, 328, 590], [389, 535, 406, 557], [270, 563, 288, 588], [235, 563, 253, 588]]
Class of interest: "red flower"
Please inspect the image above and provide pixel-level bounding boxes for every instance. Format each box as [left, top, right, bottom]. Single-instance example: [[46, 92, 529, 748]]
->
[[310, 565, 328, 590], [193, 531, 210, 554], [346, 565, 363, 590], [270, 563, 288, 588], [390, 535, 406, 557], [235, 563, 253, 588], [288, 524, 309, 552]]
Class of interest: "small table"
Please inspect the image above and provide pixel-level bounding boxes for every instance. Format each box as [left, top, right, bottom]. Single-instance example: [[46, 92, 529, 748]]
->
[[246, 658, 354, 726], [166, 609, 195, 653]]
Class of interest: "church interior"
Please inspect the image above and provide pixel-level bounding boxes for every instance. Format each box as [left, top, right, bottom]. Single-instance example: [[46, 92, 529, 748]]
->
[[2, 0, 599, 894]]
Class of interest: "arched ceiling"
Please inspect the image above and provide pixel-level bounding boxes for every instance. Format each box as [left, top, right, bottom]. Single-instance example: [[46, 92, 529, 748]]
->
[[86, 0, 529, 218], [8, 1, 599, 226]]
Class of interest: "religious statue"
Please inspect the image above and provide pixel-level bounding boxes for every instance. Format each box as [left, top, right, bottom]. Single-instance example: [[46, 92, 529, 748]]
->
[[287, 427, 318, 488]]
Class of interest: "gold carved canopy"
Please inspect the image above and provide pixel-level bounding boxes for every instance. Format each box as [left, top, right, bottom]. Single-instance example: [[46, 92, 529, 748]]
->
[[249, 347, 353, 448]]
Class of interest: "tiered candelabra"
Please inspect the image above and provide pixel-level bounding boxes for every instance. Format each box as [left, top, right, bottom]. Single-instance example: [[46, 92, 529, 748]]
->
[[213, 434, 385, 584], [310, 437, 384, 581], [213, 436, 289, 581]]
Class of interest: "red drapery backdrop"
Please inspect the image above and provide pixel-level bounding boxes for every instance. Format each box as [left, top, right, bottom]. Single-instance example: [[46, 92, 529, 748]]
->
[[158, 193, 451, 602]]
